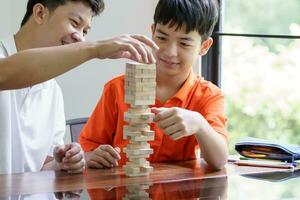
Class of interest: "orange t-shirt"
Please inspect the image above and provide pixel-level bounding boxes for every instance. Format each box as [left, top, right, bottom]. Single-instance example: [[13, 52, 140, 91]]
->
[[79, 72, 227, 165]]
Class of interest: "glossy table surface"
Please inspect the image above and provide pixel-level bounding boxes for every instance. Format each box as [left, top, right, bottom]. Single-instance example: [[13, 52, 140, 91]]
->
[[1, 160, 300, 199]]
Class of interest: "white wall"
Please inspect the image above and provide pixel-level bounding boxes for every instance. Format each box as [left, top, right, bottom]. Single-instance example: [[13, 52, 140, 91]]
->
[[0, 0, 158, 121], [57, 0, 159, 120]]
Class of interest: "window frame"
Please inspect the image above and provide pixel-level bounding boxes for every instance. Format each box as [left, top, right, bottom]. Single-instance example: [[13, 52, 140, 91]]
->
[[201, 0, 300, 87]]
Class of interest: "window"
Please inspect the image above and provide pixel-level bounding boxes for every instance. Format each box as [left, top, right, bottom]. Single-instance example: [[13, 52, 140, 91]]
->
[[202, 0, 300, 153]]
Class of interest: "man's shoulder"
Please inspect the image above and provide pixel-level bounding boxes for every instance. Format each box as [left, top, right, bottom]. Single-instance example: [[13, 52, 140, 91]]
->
[[0, 35, 17, 57]]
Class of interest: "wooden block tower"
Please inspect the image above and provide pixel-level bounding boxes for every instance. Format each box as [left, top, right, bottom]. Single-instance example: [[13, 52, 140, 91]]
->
[[123, 62, 156, 177]]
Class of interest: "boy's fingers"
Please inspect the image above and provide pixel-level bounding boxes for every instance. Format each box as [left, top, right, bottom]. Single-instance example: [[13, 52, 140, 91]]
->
[[157, 115, 179, 130], [99, 145, 121, 160], [164, 123, 181, 136], [96, 156, 114, 168], [152, 108, 173, 122], [170, 131, 184, 140], [115, 147, 121, 153], [87, 160, 104, 169]]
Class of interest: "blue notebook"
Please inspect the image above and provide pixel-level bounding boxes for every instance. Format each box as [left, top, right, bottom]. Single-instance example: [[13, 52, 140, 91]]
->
[[235, 137, 300, 162]]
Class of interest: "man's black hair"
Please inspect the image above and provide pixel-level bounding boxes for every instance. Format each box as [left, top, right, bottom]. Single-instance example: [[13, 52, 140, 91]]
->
[[21, 0, 104, 27]]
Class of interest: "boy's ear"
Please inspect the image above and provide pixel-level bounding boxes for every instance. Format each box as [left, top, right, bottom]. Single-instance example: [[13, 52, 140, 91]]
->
[[199, 37, 213, 56], [32, 3, 49, 25]]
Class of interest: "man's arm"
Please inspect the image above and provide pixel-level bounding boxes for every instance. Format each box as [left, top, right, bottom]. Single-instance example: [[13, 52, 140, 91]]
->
[[0, 34, 158, 90]]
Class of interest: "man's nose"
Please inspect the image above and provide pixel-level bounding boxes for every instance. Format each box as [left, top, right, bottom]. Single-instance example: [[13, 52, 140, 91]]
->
[[71, 32, 85, 42]]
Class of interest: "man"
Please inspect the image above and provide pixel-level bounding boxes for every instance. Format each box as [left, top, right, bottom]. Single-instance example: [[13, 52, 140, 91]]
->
[[0, 0, 158, 174]]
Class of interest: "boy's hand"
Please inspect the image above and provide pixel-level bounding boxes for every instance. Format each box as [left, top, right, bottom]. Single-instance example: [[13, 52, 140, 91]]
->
[[152, 107, 203, 140], [96, 34, 158, 64], [53, 143, 85, 174], [86, 145, 121, 168]]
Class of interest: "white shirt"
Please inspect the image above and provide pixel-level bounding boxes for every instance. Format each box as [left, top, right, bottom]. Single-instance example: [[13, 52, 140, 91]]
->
[[0, 35, 65, 174]]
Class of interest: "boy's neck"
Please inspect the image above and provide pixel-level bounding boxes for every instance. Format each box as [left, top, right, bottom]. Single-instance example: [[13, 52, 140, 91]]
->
[[156, 69, 191, 103]]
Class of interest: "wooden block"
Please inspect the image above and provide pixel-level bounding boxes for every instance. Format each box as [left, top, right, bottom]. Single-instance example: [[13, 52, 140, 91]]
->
[[125, 77, 156, 83], [128, 106, 150, 113], [124, 147, 153, 156], [126, 62, 156, 70], [125, 85, 156, 93], [124, 112, 154, 124], [126, 143, 150, 149], [130, 135, 154, 142], [125, 98, 155, 106], [124, 125, 150, 132]]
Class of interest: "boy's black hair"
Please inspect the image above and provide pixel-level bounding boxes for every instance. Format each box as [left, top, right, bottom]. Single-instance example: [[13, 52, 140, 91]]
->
[[154, 0, 219, 40], [21, 0, 104, 27]]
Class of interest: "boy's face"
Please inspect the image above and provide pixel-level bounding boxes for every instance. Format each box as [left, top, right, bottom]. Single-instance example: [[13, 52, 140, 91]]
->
[[35, 1, 93, 47], [152, 23, 212, 77]]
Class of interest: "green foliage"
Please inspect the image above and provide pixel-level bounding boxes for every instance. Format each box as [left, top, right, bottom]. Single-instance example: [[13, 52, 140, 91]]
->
[[222, 24, 300, 154]]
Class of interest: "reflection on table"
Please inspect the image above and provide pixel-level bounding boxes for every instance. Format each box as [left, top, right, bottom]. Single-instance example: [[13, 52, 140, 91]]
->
[[1, 160, 300, 199]]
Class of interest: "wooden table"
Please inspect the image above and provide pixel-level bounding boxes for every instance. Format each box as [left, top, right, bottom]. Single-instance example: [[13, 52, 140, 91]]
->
[[0, 160, 298, 199]]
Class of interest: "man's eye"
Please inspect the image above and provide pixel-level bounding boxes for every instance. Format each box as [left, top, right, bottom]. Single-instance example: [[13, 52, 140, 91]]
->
[[71, 19, 79, 26], [181, 43, 191, 47], [157, 36, 165, 40]]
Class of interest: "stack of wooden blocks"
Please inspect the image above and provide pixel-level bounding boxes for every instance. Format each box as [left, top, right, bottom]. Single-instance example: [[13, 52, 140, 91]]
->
[[123, 62, 156, 177]]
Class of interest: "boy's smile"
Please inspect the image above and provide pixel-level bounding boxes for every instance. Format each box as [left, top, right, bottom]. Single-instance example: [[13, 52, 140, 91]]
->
[[152, 22, 203, 78]]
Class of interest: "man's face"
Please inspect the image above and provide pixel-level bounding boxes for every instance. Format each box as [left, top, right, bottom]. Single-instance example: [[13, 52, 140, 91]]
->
[[37, 1, 93, 47], [152, 23, 209, 77]]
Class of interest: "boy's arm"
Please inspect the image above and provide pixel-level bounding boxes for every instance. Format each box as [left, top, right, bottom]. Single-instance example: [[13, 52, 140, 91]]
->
[[152, 105, 228, 170], [79, 83, 121, 168], [194, 115, 228, 170], [0, 34, 158, 90]]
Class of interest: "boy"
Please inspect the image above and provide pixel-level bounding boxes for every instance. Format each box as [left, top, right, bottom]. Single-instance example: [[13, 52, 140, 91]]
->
[[79, 0, 228, 170], [0, 0, 157, 174]]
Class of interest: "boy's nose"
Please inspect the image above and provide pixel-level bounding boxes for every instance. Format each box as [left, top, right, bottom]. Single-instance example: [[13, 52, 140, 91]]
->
[[71, 32, 85, 42], [164, 43, 178, 57]]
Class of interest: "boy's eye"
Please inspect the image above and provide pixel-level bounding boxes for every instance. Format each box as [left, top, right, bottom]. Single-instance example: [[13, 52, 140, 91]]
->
[[83, 30, 88, 36]]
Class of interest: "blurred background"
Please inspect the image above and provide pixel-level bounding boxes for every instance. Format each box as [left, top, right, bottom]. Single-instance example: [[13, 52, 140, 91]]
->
[[221, 0, 300, 154]]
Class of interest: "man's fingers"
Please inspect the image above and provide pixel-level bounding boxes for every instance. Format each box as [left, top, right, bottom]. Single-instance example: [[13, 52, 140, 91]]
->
[[64, 143, 81, 158], [54, 146, 66, 162], [132, 34, 159, 51], [63, 151, 84, 163]]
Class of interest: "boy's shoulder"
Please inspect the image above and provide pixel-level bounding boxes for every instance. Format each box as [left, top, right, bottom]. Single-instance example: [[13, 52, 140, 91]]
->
[[104, 74, 125, 88], [192, 74, 222, 96]]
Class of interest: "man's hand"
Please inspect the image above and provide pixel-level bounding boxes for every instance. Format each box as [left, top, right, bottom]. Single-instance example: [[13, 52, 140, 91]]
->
[[152, 107, 203, 140], [85, 145, 121, 168], [53, 143, 85, 174], [96, 34, 158, 63]]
